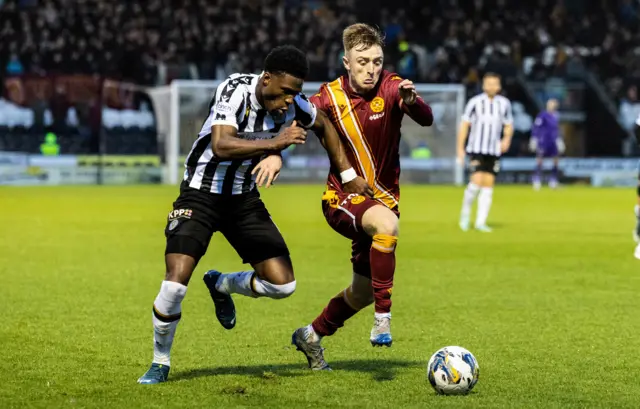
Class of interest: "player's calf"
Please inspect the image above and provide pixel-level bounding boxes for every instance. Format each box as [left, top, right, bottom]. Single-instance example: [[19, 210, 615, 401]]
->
[[210, 256, 296, 299], [361, 206, 398, 346], [210, 270, 296, 298], [294, 283, 372, 369], [138, 278, 188, 384], [460, 183, 480, 230], [361, 207, 398, 314], [533, 158, 542, 190], [204, 257, 296, 328]]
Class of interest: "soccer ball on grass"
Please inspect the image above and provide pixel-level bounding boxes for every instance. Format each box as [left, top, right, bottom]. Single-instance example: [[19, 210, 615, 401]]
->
[[427, 346, 479, 395]]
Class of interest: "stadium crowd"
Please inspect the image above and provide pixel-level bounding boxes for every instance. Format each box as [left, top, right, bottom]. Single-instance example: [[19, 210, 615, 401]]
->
[[3, 0, 640, 156], [1, 0, 639, 92]]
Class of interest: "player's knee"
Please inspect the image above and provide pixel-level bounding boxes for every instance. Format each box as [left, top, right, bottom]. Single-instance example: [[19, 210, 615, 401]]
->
[[159, 280, 188, 301], [363, 207, 399, 237], [371, 216, 399, 237], [259, 279, 297, 299], [164, 253, 197, 285]]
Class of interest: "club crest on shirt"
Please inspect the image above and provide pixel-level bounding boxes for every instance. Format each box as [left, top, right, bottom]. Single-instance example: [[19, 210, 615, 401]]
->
[[351, 195, 366, 205], [370, 97, 384, 113]]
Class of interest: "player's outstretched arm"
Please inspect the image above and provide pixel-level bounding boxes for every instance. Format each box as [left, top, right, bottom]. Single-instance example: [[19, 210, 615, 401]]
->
[[311, 110, 351, 173], [398, 79, 433, 126], [500, 100, 514, 153], [211, 124, 306, 160], [456, 121, 470, 161], [312, 110, 373, 197], [501, 124, 513, 153], [501, 123, 514, 153]]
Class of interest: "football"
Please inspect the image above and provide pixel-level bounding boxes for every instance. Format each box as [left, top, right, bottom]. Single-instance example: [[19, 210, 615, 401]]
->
[[427, 346, 479, 395]]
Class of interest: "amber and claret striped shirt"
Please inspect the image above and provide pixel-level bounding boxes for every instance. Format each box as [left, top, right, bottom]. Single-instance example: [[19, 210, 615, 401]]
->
[[310, 70, 433, 209]]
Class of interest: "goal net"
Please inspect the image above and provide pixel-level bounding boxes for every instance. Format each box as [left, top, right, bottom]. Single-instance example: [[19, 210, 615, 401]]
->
[[149, 80, 466, 186]]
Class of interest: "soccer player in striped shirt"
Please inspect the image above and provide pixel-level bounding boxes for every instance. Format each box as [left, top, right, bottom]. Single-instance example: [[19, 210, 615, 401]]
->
[[457, 73, 514, 232], [290, 23, 434, 370], [137, 45, 370, 384]]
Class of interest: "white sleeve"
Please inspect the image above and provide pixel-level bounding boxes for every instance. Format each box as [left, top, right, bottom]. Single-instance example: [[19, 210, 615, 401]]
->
[[635, 112, 640, 127], [210, 79, 247, 129], [461, 98, 476, 122], [502, 98, 513, 125], [293, 93, 317, 129]]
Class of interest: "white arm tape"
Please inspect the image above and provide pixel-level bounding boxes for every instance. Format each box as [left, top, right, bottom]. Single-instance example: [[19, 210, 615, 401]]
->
[[340, 168, 357, 184]]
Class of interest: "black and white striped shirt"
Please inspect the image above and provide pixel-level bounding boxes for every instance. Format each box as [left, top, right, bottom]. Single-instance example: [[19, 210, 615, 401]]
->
[[462, 93, 513, 157], [184, 73, 317, 194]]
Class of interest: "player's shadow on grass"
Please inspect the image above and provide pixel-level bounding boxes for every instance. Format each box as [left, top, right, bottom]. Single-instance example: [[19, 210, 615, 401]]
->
[[172, 359, 420, 382]]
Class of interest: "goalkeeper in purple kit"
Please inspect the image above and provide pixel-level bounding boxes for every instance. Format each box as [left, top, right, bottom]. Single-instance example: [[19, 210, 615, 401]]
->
[[530, 99, 564, 190]]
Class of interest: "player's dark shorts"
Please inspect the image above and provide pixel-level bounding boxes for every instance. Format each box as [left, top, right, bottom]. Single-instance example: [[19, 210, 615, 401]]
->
[[322, 189, 399, 278], [165, 182, 289, 264], [468, 154, 500, 175]]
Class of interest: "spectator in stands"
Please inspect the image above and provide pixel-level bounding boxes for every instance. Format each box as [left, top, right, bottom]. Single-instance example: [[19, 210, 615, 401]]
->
[[0, 0, 637, 106], [619, 85, 640, 154], [5, 52, 23, 76]]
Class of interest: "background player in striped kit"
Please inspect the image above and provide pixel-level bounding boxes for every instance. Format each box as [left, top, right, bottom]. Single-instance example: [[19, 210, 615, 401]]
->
[[457, 73, 514, 232], [138, 45, 370, 384], [290, 23, 434, 370], [530, 98, 565, 190]]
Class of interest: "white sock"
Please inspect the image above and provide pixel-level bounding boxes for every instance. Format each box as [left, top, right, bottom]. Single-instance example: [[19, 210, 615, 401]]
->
[[152, 280, 187, 366], [216, 271, 296, 299], [461, 183, 480, 218], [215, 271, 257, 297], [476, 187, 494, 227], [374, 312, 391, 320], [635, 204, 639, 218], [305, 324, 322, 343]]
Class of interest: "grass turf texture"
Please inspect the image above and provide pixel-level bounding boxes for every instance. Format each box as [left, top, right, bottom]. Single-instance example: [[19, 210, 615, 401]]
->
[[2, 185, 639, 408]]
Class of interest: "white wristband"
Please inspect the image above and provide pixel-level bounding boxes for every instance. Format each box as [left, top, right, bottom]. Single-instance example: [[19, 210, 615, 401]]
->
[[340, 168, 357, 184]]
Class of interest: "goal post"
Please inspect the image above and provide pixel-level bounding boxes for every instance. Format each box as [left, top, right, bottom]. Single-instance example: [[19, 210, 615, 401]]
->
[[149, 80, 466, 186]]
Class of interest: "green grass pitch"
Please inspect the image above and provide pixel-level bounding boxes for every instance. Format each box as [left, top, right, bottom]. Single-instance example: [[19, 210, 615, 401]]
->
[[2, 184, 639, 408]]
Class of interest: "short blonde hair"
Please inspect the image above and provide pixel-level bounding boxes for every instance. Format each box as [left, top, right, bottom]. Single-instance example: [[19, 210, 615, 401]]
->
[[342, 23, 385, 52]]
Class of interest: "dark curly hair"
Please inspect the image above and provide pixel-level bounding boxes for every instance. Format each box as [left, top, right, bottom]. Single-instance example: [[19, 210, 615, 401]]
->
[[263, 45, 309, 80]]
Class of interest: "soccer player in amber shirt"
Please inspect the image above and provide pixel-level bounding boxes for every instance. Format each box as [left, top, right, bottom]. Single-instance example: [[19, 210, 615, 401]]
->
[[291, 23, 434, 370]]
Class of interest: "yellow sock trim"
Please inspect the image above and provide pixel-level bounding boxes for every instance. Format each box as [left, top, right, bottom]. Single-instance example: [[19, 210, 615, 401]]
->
[[372, 234, 397, 253]]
